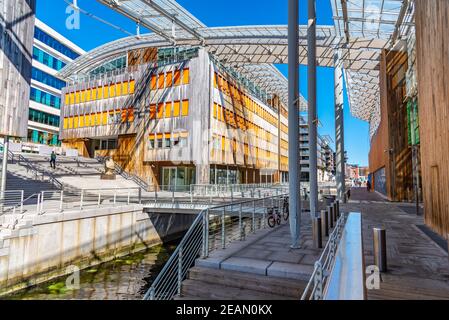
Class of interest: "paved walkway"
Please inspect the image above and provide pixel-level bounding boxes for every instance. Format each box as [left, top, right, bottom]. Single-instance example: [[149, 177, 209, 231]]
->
[[343, 187, 449, 300]]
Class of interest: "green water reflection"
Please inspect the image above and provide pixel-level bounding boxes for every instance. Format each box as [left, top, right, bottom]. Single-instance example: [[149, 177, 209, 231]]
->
[[3, 242, 177, 300]]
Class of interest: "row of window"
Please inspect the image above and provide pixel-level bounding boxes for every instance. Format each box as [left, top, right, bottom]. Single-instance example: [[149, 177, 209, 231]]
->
[[212, 103, 276, 143], [64, 80, 136, 105], [63, 108, 134, 129], [149, 132, 189, 149], [150, 68, 190, 90], [27, 129, 60, 146], [34, 27, 80, 60], [28, 108, 60, 127], [214, 73, 278, 127], [149, 100, 190, 119], [211, 134, 278, 162], [33, 46, 66, 71], [32, 67, 66, 90], [30, 87, 61, 109], [65, 80, 136, 105]]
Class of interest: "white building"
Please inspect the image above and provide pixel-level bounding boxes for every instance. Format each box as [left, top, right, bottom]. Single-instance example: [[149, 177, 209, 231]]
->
[[24, 19, 84, 151]]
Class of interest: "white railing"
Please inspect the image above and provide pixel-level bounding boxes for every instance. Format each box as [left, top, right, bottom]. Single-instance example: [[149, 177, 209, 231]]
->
[[0, 190, 24, 215], [36, 187, 142, 214], [143, 193, 289, 300]]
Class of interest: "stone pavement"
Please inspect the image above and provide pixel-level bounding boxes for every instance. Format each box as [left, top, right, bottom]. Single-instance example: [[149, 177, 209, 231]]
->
[[344, 187, 449, 300]]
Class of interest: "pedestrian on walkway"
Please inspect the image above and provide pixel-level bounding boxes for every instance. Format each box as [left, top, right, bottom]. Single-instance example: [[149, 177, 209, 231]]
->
[[366, 180, 371, 192], [50, 151, 57, 169]]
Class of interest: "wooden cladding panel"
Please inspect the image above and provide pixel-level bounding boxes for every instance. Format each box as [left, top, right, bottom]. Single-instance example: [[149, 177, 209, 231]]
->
[[415, 0, 449, 236]]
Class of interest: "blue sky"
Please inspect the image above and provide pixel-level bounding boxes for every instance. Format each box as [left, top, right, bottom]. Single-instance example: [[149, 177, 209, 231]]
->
[[36, 0, 370, 166]]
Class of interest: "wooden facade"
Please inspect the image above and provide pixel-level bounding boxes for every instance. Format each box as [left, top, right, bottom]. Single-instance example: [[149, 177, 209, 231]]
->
[[61, 48, 288, 188], [415, 0, 449, 237], [369, 49, 417, 202]]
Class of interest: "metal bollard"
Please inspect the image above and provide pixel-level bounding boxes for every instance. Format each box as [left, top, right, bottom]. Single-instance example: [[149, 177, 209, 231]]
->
[[373, 227, 387, 272], [333, 202, 338, 222], [313, 216, 322, 249], [320, 209, 329, 237], [327, 206, 334, 229]]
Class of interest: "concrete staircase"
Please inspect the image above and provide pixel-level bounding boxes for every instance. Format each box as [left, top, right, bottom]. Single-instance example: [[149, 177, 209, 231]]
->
[[3, 153, 142, 194], [177, 266, 307, 300]]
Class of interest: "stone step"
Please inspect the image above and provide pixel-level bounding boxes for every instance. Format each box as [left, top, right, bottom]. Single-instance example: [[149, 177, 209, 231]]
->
[[180, 279, 293, 300], [188, 266, 306, 298]]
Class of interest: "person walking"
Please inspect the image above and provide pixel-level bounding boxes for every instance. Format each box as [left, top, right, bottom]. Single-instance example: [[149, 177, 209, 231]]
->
[[366, 180, 371, 192], [50, 151, 57, 169]]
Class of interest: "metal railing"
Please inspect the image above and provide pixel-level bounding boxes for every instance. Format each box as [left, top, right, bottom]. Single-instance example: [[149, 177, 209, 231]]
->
[[0, 190, 24, 215], [96, 156, 150, 191], [143, 193, 288, 300], [14, 153, 64, 190], [323, 212, 365, 300], [36, 187, 142, 214], [300, 212, 348, 300]]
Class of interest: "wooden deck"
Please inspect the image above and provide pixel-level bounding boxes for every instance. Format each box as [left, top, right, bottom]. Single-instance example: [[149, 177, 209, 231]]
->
[[344, 188, 449, 300]]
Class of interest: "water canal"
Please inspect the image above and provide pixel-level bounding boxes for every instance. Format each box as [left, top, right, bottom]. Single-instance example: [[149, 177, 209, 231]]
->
[[2, 241, 178, 300]]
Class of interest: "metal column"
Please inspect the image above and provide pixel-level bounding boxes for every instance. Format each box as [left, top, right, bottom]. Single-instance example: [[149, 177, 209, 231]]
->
[[1, 136, 9, 196], [334, 52, 346, 202], [308, 0, 318, 217], [288, 0, 301, 248]]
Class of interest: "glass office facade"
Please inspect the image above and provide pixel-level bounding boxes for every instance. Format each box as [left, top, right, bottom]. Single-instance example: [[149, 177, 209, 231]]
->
[[33, 46, 66, 71], [31, 67, 66, 90], [34, 27, 80, 60], [30, 87, 61, 109], [28, 108, 60, 127]]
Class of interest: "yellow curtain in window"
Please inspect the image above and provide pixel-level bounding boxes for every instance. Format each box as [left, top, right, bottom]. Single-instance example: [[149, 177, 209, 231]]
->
[[181, 100, 189, 116], [150, 75, 157, 90], [173, 101, 180, 117], [174, 70, 181, 86], [182, 68, 190, 85], [166, 72, 173, 87], [165, 102, 172, 118], [103, 85, 109, 99], [158, 73, 164, 89], [122, 82, 129, 95], [157, 103, 164, 119], [129, 80, 135, 94]]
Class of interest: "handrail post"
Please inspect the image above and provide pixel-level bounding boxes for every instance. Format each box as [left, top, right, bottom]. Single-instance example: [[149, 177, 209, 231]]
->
[[40, 191, 44, 213], [20, 190, 24, 214], [114, 190, 117, 206], [138, 187, 142, 204], [97, 192, 101, 207], [36, 193, 41, 214], [252, 199, 256, 233], [178, 246, 183, 296], [127, 190, 130, 205], [80, 189, 84, 210], [221, 207, 226, 249], [230, 185, 233, 202], [321, 209, 329, 237], [59, 190, 64, 212], [202, 210, 209, 258], [239, 203, 243, 240]]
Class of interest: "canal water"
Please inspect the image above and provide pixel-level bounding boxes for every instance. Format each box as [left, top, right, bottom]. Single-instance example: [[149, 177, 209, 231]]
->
[[2, 241, 178, 300]]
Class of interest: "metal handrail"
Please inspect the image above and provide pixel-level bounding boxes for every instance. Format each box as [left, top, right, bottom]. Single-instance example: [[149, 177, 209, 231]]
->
[[300, 212, 348, 300], [15, 154, 64, 190], [96, 156, 150, 191], [143, 192, 289, 300], [0, 143, 15, 162]]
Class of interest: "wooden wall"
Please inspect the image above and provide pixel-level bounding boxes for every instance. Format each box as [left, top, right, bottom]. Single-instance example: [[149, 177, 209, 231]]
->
[[415, 0, 449, 237], [369, 51, 391, 198]]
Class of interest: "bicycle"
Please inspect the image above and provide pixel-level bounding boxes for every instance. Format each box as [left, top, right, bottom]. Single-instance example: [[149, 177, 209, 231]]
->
[[267, 199, 289, 228]]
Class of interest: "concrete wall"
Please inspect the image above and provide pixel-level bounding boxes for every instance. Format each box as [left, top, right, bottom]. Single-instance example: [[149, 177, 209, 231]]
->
[[0, 205, 195, 295], [0, 0, 35, 137]]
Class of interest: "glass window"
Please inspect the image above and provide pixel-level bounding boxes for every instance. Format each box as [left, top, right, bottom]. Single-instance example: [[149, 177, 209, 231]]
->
[[31, 68, 66, 90], [34, 27, 80, 60], [33, 46, 66, 71], [149, 138, 155, 149], [165, 137, 171, 148], [157, 138, 163, 148], [182, 68, 190, 85], [30, 87, 61, 109]]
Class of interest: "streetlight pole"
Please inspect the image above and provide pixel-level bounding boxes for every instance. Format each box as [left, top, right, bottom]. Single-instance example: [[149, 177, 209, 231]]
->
[[334, 52, 346, 202], [288, 0, 301, 248]]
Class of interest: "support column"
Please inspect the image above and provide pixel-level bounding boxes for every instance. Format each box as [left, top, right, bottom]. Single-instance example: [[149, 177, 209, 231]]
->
[[1, 136, 9, 197], [308, 0, 318, 217], [334, 52, 346, 202], [288, 0, 301, 248]]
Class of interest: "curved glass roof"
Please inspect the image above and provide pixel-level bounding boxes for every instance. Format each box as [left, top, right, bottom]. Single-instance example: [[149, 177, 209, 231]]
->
[[60, 0, 415, 138]]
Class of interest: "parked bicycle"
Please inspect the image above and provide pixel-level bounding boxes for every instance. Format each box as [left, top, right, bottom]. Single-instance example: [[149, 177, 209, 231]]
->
[[267, 199, 289, 228]]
